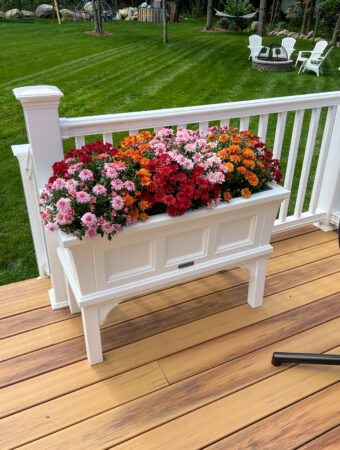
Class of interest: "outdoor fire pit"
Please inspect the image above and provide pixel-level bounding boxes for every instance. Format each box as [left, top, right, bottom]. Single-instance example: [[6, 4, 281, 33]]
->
[[252, 44, 293, 72]]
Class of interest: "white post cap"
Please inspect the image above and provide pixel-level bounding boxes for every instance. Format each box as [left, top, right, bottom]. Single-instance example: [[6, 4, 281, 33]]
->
[[13, 85, 63, 107]]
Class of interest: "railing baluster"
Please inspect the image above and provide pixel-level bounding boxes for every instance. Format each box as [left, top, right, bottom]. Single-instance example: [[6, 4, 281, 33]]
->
[[278, 109, 305, 223], [220, 119, 230, 128], [309, 105, 338, 214], [199, 121, 209, 133], [102, 132, 113, 145], [272, 112, 287, 160], [240, 116, 250, 132], [294, 108, 321, 218], [129, 129, 139, 135], [75, 136, 85, 148], [154, 127, 162, 134], [258, 114, 269, 141]]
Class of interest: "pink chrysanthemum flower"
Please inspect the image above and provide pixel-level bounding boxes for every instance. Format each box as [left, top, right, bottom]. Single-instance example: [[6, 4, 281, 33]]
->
[[79, 169, 93, 181], [66, 179, 78, 191], [76, 191, 91, 203], [92, 184, 107, 195], [106, 167, 118, 179], [52, 178, 66, 190], [111, 196, 124, 210], [123, 181, 136, 191], [114, 162, 127, 172], [113, 224, 123, 233], [45, 222, 58, 231], [101, 222, 114, 234], [111, 179, 124, 190], [81, 212, 97, 228], [56, 198, 71, 212], [85, 227, 97, 239]]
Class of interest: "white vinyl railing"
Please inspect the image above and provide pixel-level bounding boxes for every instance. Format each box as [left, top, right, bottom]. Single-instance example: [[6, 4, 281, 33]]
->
[[12, 86, 340, 308]]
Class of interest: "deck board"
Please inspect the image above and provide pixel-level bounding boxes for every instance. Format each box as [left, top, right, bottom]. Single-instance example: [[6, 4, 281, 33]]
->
[[0, 226, 339, 449]]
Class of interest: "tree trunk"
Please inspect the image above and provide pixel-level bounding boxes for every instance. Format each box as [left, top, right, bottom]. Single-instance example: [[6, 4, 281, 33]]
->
[[162, 0, 168, 44], [258, 0, 267, 36], [331, 12, 340, 46], [313, 0, 320, 41], [92, 0, 103, 35], [301, 0, 311, 35], [205, 0, 213, 30]]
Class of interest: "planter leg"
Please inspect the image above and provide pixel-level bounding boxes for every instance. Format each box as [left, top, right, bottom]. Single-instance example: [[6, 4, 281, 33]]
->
[[66, 279, 80, 314], [244, 257, 268, 308], [81, 307, 103, 365]]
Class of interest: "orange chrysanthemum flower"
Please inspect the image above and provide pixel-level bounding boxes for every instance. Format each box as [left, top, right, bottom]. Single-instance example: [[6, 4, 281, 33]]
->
[[137, 168, 151, 177], [138, 200, 150, 211], [241, 188, 251, 198], [227, 145, 241, 154], [217, 149, 229, 160], [219, 134, 229, 143], [207, 134, 216, 141], [139, 212, 149, 222], [237, 166, 247, 175], [224, 162, 234, 172], [246, 139, 258, 148], [232, 139, 241, 145], [241, 130, 251, 137], [129, 208, 139, 219], [121, 135, 137, 148], [246, 170, 259, 186], [122, 194, 135, 207], [243, 159, 255, 169], [141, 177, 152, 186], [139, 144, 151, 152], [242, 148, 255, 159], [223, 192, 232, 202], [230, 154, 242, 163], [257, 161, 265, 168]]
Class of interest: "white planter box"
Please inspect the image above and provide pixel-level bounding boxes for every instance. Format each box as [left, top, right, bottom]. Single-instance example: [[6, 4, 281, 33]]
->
[[57, 182, 289, 364]]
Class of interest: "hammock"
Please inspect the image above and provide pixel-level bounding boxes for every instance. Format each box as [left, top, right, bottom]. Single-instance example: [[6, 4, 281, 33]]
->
[[214, 9, 258, 20]]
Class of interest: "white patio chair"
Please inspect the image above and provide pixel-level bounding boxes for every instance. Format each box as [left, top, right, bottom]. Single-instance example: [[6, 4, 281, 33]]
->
[[298, 46, 334, 76], [248, 34, 262, 60], [281, 37, 296, 60], [295, 40, 328, 67]]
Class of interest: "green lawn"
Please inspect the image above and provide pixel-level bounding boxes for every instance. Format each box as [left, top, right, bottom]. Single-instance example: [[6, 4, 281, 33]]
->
[[1, 18, 340, 285]]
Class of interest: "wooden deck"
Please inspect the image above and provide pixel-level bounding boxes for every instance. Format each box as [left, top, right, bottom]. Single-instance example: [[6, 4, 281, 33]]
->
[[0, 224, 339, 449]]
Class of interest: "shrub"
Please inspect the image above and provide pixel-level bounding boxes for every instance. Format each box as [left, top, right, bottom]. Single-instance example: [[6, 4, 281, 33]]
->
[[217, 0, 254, 31]]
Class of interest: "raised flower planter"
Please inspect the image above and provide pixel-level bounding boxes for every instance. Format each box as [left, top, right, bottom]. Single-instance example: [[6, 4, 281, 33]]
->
[[57, 181, 289, 365], [39, 125, 289, 364]]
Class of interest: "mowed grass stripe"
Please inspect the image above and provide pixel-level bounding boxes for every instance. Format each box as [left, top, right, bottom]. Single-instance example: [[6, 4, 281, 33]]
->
[[62, 39, 222, 115]]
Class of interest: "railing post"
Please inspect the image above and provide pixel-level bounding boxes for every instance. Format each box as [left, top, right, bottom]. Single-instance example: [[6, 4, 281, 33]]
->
[[316, 105, 340, 231], [13, 85, 68, 309]]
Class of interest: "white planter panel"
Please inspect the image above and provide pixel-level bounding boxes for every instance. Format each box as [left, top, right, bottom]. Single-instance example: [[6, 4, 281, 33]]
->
[[56, 183, 289, 365]]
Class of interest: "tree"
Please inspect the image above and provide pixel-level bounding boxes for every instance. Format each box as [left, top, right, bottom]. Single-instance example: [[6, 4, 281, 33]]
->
[[162, 0, 168, 44], [205, 0, 213, 30], [92, 0, 103, 35], [301, 0, 312, 35], [331, 12, 340, 45], [258, 0, 267, 36]]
